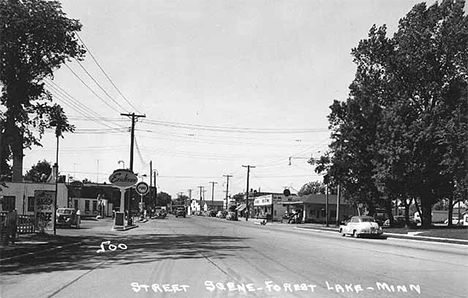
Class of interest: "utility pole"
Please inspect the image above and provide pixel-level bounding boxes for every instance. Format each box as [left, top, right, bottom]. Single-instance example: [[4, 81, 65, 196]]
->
[[198, 185, 204, 211], [223, 174, 232, 210], [121, 112, 146, 172], [209, 181, 217, 211], [121, 112, 146, 225], [242, 165, 255, 221], [149, 161, 153, 207], [153, 170, 158, 205]]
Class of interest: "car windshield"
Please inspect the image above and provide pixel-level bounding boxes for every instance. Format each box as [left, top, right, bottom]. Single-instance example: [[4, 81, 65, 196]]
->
[[58, 209, 72, 214], [360, 217, 375, 222]]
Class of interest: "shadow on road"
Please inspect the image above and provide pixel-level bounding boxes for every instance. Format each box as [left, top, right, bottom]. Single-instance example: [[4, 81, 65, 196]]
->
[[0, 233, 249, 276]]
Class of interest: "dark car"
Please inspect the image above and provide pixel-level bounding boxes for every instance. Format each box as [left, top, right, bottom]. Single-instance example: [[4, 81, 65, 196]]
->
[[383, 216, 417, 228], [56, 208, 80, 228], [175, 207, 186, 218]]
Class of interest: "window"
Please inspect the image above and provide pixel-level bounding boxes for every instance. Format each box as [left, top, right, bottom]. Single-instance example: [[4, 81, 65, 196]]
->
[[28, 196, 35, 212], [330, 210, 336, 218], [92, 200, 97, 211], [1, 196, 15, 211], [85, 200, 90, 211], [74, 200, 79, 210]]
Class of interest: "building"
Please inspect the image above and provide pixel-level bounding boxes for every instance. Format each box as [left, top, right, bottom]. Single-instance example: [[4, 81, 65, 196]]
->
[[0, 181, 68, 220], [68, 182, 121, 217], [281, 194, 356, 223]]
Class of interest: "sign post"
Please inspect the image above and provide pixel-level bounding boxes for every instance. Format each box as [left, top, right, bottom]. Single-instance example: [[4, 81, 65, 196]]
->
[[109, 169, 138, 229], [135, 182, 149, 215]]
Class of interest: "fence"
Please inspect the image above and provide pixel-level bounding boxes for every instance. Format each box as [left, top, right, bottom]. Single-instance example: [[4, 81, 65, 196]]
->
[[0, 212, 37, 235]]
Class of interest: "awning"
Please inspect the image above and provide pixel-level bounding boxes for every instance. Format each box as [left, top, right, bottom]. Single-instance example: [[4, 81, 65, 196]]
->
[[236, 204, 247, 211], [281, 201, 304, 206]]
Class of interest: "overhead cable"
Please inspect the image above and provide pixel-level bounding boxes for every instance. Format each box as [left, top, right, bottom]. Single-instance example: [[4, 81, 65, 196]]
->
[[76, 33, 141, 114]]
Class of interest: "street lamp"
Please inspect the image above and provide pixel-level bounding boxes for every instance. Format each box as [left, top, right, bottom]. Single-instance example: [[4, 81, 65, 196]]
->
[[118, 160, 125, 169]]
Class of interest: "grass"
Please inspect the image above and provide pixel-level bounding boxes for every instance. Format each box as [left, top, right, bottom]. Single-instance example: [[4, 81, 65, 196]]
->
[[383, 226, 468, 240]]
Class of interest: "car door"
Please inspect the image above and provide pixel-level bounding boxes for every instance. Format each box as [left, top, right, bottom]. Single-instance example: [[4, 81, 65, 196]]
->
[[346, 217, 358, 234]]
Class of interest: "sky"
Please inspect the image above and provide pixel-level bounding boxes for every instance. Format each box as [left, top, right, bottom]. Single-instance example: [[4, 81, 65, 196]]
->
[[21, 0, 440, 200]]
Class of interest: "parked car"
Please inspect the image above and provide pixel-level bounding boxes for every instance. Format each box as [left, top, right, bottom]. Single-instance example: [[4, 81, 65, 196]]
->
[[207, 210, 217, 217], [226, 211, 238, 221], [216, 210, 228, 218], [383, 216, 416, 228], [339, 215, 383, 238], [444, 217, 464, 225], [56, 208, 80, 228]]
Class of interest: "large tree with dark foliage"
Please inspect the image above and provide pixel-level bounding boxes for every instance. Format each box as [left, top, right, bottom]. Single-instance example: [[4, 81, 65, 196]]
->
[[316, 0, 467, 227], [0, 0, 85, 182], [24, 159, 52, 182]]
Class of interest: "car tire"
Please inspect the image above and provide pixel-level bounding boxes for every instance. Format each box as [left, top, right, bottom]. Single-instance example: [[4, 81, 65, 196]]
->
[[339, 229, 345, 237], [353, 230, 359, 238]]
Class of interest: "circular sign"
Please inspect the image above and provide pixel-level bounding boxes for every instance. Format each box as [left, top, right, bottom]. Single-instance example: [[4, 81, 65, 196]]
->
[[109, 169, 138, 188], [135, 182, 149, 195], [283, 189, 291, 197]]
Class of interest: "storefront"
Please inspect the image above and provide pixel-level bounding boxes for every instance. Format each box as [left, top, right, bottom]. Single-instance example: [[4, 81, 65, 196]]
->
[[253, 195, 273, 220], [280, 194, 355, 223]]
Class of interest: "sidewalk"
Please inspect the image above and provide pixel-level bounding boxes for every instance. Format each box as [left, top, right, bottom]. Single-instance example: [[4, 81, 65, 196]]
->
[[245, 218, 468, 245], [0, 232, 83, 262]]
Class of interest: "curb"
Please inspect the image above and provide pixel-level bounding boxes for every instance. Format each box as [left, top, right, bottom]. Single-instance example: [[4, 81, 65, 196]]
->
[[112, 225, 139, 231], [295, 226, 468, 245]]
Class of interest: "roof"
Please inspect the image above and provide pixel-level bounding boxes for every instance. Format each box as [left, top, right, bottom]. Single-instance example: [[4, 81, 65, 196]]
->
[[204, 200, 225, 207], [301, 194, 340, 205], [236, 204, 246, 211]]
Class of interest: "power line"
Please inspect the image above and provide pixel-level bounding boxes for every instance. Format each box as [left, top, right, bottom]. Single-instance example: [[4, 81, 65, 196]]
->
[[65, 63, 121, 114], [75, 59, 128, 111], [143, 119, 328, 134], [45, 80, 122, 129], [76, 33, 141, 114]]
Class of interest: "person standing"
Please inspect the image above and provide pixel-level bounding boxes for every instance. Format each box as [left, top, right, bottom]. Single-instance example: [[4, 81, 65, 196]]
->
[[4, 208, 18, 245]]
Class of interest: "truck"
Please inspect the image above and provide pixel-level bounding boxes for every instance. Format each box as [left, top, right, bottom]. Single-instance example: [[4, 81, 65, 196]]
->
[[174, 206, 186, 218]]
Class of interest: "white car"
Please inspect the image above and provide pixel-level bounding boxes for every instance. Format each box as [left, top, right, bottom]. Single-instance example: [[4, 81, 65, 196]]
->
[[444, 217, 464, 225], [339, 216, 383, 238]]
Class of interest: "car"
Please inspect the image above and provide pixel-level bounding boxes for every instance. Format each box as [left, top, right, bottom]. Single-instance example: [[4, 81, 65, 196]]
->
[[175, 207, 186, 218], [226, 211, 238, 221], [339, 215, 383, 238], [444, 217, 464, 225], [56, 208, 80, 228], [383, 215, 416, 228], [216, 210, 228, 218]]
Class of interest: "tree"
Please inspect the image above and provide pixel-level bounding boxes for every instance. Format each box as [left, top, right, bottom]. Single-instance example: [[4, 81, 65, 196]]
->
[[173, 194, 189, 206], [156, 192, 172, 206], [298, 181, 326, 196], [24, 159, 52, 182], [232, 193, 245, 203], [321, 0, 467, 227], [0, 0, 86, 182]]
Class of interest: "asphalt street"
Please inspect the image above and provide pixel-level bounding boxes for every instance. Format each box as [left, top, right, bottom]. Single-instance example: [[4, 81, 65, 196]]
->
[[0, 216, 467, 298]]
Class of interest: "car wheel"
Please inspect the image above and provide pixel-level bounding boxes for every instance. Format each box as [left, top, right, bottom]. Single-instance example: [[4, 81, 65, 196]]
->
[[339, 228, 346, 237], [353, 230, 359, 238]]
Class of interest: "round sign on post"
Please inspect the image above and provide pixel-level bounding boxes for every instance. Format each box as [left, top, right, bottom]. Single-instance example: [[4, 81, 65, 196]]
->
[[135, 182, 149, 195]]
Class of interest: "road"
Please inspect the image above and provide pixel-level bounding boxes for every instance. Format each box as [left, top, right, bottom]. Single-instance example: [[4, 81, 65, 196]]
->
[[1, 215, 467, 298]]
